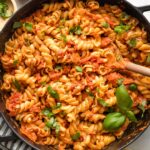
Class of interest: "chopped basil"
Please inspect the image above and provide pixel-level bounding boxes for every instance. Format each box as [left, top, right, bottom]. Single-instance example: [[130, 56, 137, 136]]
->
[[53, 102, 62, 109], [71, 132, 80, 141], [128, 38, 137, 47], [46, 117, 60, 135], [69, 26, 82, 35], [98, 98, 108, 107], [101, 22, 109, 28], [129, 83, 137, 91], [75, 66, 82, 72], [46, 117, 55, 128], [85, 88, 94, 97], [13, 22, 22, 29], [24, 22, 33, 32], [55, 65, 62, 70], [60, 18, 66, 23], [42, 108, 54, 118], [13, 60, 18, 66], [146, 53, 150, 65], [41, 81, 46, 86], [60, 34, 67, 43], [138, 100, 147, 118], [96, 87, 100, 93], [117, 78, 124, 86], [114, 24, 131, 34], [55, 124, 60, 135], [47, 86, 59, 100], [120, 12, 129, 20], [12, 79, 21, 91]]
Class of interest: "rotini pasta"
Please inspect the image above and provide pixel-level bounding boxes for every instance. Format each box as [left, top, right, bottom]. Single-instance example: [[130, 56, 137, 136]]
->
[[1, 0, 150, 149]]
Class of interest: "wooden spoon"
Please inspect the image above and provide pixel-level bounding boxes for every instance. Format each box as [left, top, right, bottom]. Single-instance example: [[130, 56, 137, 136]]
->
[[125, 61, 150, 77]]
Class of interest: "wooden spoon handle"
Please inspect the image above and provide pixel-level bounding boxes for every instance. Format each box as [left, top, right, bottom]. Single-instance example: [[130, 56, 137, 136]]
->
[[125, 61, 150, 77]]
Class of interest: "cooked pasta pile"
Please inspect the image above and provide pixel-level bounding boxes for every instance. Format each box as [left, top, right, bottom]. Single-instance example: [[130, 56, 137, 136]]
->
[[1, 0, 150, 149]]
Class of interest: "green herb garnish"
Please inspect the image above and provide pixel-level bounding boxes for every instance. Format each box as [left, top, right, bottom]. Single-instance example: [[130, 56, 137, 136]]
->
[[46, 117, 55, 128], [60, 34, 67, 43], [146, 53, 150, 65], [42, 108, 54, 118], [115, 84, 133, 111], [13, 60, 18, 66], [12, 79, 21, 91], [53, 102, 62, 109], [85, 88, 94, 97], [103, 112, 126, 132], [128, 38, 137, 47], [117, 78, 124, 86], [24, 22, 33, 32], [114, 24, 131, 34], [126, 110, 137, 122], [47, 86, 59, 99], [101, 22, 109, 28], [55, 65, 62, 70], [69, 26, 82, 35], [75, 66, 82, 72], [71, 132, 80, 141], [138, 100, 147, 118], [98, 98, 108, 107]]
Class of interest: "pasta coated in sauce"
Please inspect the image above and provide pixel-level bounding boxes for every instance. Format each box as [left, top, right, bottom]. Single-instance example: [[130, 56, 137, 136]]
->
[[1, 0, 150, 149]]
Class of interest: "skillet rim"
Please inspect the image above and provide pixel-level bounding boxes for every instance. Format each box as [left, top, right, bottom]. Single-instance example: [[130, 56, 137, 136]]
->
[[0, 0, 150, 150]]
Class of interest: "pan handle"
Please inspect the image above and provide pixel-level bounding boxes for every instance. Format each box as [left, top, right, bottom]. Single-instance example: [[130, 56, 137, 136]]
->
[[0, 133, 17, 142], [137, 5, 150, 13]]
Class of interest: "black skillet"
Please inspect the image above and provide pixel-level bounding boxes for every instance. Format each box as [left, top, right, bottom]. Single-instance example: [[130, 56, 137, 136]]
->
[[0, 0, 150, 150]]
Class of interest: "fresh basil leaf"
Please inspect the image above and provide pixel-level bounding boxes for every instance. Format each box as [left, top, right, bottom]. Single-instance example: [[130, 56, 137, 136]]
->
[[115, 84, 133, 111], [129, 83, 137, 91], [13, 60, 18, 66], [53, 102, 62, 109], [71, 132, 80, 141], [103, 112, 126, 132], [75, 66, 82, 72], [138, 100, 147, 118], [13, 22, 22, 29], [101, 22, 109, 28], [47, 86, 59, 100], [12, 79, 21, 91], [42, 108, 54, 118], [98, 98, 108, 107], [46, 117, 55, 128], [126, 110, 137, 122], [24, 22, 33, 32], [128, 38, 137, 47], [117, 78, 124, 86]]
